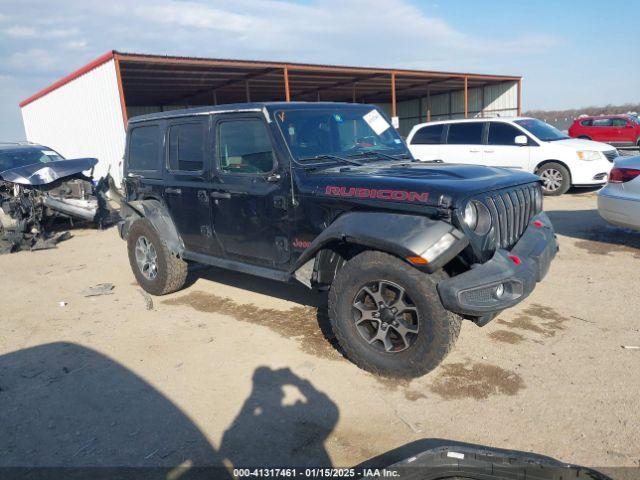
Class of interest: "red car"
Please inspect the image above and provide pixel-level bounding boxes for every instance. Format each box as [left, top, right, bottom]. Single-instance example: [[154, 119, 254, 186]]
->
[[569, 114, 640, 147]]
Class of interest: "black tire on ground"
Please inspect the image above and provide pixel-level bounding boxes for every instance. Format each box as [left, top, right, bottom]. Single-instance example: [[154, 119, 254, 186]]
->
[[537, 162, 571, 196], [328, 250, 462, 378], [127, 218, 188, 296], [578, 135, 591, 140]]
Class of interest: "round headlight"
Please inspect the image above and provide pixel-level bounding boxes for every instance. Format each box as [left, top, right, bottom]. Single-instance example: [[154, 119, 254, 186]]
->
[[534, 187, 543, 212], [463, 201, 478, 230], [473, 201, 492, 235], [462, 200, 492, 235]]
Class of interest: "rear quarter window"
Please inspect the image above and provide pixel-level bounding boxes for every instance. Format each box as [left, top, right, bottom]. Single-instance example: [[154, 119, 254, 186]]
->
[[580, 119, 593, 126], [128, 125, 161, 172]]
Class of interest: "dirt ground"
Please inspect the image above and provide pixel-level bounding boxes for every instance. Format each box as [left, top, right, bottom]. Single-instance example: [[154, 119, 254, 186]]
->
[[0, 189, 639, 472]]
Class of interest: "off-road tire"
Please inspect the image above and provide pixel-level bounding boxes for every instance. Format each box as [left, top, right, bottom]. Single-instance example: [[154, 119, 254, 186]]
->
[[328, 250, 462, 378], [127, 218, 188, 296], [537, 162, 571, 196]]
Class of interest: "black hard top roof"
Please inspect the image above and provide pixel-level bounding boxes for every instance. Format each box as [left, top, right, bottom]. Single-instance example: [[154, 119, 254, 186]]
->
[[128, 101, 377, 124], [0, 143, 46, 152]]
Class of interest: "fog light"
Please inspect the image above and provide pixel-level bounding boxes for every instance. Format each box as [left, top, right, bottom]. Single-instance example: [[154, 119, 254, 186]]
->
[[495, 283, 505, 299]]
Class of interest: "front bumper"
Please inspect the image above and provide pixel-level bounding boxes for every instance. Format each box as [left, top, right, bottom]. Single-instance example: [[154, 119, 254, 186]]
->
[[570, 158, 612, 185], [437, 212, 557, 320]]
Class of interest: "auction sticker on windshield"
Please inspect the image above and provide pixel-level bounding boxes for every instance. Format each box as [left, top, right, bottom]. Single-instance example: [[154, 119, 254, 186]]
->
[[363, 109, 390, 135]]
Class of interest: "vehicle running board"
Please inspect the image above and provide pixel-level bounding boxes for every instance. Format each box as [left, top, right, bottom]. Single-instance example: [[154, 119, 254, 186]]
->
[[182, 250, 292, 283]]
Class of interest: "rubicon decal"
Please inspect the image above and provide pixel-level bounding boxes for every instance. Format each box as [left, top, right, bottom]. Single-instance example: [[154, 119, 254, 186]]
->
[[325, 185, 429, 203]]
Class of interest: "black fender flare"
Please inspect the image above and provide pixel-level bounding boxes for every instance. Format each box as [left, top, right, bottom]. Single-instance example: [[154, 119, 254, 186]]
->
[[118, 200, 184, 256], [291, 211, 468, 282]]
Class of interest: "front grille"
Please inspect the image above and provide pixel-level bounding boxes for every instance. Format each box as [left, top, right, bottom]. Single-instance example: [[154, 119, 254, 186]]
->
[[603, 150, 619, 162], [483, 184, 542, 250]]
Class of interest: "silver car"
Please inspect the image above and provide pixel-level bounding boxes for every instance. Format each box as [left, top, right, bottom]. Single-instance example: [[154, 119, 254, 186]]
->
[[598, 155, 640, 230]]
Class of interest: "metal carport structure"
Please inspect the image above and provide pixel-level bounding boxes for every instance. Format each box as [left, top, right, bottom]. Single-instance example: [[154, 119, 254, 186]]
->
[[20, 51, 522, 183]]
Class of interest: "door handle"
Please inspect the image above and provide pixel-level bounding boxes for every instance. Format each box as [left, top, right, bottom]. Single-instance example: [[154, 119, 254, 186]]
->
[[164, 187, 182, 194], [210, 191, 231, 199]]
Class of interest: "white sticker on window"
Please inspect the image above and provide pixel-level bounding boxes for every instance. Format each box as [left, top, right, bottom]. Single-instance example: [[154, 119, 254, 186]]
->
[[363, 109, 390, 135], [42, 150, 58, 156], [446, 451, 465, 460]]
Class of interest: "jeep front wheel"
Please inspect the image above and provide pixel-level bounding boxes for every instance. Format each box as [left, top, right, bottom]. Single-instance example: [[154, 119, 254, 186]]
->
[[127, 218, 188, 296], [328, 251, 461, 378]]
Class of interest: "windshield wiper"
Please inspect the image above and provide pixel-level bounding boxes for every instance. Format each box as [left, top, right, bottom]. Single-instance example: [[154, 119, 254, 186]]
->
[[346, 151, 413, 162], [298, 154, 364, 167]]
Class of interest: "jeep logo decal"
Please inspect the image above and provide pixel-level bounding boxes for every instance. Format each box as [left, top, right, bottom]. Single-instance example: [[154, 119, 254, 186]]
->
[[324, 185, 429, 203]]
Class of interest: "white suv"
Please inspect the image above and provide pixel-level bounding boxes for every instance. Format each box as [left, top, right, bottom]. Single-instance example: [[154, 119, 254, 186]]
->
[[406, 117, 617, 195]]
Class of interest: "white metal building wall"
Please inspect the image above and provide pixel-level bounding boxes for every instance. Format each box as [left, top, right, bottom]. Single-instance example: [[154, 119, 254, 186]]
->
[[21, 59, 126, 184], [378, 81, 518, 136]]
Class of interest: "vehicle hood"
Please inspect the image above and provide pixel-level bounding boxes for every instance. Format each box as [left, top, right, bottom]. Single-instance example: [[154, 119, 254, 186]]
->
[[302, 161, 540, 207], [0, 158, 98, 185], [550, 138, 615, 152]]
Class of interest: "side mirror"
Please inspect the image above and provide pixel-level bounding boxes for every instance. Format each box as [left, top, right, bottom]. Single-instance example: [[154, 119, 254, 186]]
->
[[514, 135, 528, 145], [266, 172, 282, 183]]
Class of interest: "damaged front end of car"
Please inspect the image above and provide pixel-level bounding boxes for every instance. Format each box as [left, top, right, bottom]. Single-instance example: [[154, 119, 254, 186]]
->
[[0, 158, 118, 254]]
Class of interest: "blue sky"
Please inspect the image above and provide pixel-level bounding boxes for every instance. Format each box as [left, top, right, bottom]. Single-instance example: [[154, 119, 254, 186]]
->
[[1, 0, 639, 139]]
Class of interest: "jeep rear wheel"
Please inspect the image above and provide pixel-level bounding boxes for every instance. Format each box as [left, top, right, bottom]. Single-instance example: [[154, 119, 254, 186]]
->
[[127, 218, 188, 296], [328, 251, 461, 378]]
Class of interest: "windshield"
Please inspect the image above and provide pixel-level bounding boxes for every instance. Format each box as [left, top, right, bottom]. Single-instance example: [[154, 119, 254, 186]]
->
[[0, 147, 64, 172], [514, 118, 569, 141], [274, 107, 409, 162]]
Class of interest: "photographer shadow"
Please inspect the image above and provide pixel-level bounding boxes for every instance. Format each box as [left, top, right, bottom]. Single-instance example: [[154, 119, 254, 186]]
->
[[0, 343, 338, 476]]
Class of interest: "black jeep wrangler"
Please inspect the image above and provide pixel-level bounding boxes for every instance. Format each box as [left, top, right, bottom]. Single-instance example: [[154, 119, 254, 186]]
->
[[119, 102, 557, 378]]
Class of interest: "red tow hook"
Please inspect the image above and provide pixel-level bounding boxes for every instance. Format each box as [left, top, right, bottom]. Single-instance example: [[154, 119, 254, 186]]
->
[[533, 220, 544, 228], [508, 255, 522, 265]]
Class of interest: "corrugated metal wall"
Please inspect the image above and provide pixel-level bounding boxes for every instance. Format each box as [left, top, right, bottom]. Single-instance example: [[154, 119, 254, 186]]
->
[[21, 59, 126, 184], [378, 81, 518, 137]]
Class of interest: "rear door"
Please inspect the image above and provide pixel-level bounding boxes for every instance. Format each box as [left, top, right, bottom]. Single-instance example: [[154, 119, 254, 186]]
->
[[408, 123, 444, 161], [162, 117, 223, 256], [611, 117, 631, 144], [442, 121, 486, 165], [210, 113, 291, 268], [483, 121, 531, 170]]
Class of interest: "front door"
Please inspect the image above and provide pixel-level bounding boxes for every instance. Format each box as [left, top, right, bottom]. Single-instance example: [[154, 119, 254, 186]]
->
[[162, 118, 223, 256], [483, 121, 531, 170], [210, 114, 291, 268]]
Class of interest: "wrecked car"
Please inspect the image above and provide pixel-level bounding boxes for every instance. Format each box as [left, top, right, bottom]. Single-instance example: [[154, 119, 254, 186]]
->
[[119, 102, 557, 378], [0, 143, 112, 253]]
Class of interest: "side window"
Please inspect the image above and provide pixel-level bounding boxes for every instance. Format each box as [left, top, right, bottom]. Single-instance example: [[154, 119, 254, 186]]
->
[[487, 122, 523, 146], [411, 124, 444, 145], [446, 122, 484, 145], [592, 118, 612, 127], [580, 119, 593, 126], [612, 118, 627, 127], [168, 123, 205, 172], [129, 125, 160, 171], [217, 119, 276, 174]]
